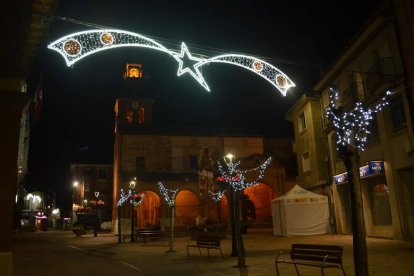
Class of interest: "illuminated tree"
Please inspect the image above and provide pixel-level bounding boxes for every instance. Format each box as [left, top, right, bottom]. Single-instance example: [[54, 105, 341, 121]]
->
[[116, 179, 145, 244], [212, 155, 272, 268], [326, 85, 390, 276]]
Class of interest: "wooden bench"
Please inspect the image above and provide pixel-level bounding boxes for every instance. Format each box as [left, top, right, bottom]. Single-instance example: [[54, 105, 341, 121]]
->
[[275, 244, 346, 276], [187, 232, 223, 258], [137, 230, 167, 244]]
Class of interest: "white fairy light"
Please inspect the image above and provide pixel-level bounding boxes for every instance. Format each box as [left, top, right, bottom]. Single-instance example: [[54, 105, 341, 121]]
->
[[215, 157, 272, 192], [326, 85, 391, 151], [157, 182, 179, 207], [48, 29, 295, 95]]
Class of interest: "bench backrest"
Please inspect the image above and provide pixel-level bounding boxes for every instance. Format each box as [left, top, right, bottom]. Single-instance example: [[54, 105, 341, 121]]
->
[[190, 232, 221, 244], [138, 230, 165, 236], [291, 244, 343, 264]]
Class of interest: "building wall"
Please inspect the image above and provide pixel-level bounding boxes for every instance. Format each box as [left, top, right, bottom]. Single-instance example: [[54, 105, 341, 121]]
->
[[292, 13, 414, 239], [71, 164, 114, 224], [111, 130, 291, 232], [286, 95, 328, 189]]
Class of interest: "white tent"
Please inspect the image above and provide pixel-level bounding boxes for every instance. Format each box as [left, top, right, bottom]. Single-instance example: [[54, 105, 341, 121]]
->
[[272, 185, 330, 236]]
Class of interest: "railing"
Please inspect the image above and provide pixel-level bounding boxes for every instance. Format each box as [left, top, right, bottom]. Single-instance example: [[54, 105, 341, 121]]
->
[[366, 57, 397, 94]]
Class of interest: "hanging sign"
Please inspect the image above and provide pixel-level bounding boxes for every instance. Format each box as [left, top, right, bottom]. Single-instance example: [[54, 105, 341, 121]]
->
[[334, 161, 385, 185]]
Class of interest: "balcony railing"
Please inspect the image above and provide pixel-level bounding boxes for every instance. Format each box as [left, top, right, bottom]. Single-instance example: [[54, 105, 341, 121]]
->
[[366, 57, 397, 95]]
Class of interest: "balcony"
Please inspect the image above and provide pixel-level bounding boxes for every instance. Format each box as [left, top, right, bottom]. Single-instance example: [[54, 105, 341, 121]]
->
[[366, 57, 398, 95]]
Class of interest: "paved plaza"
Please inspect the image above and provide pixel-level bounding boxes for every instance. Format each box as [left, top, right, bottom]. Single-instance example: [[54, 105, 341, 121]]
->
[[11, 229, 414, 275]]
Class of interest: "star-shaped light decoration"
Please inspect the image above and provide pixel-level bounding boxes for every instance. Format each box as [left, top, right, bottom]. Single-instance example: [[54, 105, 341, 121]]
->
[[173, 42, 210, 91], [48, 29, 295, 95]]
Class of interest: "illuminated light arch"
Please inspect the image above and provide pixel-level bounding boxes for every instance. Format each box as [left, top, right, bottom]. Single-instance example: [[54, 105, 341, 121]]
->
[[48, 29, 295, 95]]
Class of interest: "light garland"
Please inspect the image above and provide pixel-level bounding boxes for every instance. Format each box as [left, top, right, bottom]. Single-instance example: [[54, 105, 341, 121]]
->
[[209, 188, 228, 203], [326, 85, 391, 151], [47, 29, 295, 95], [157, 182, 179, 207], [212, 156, 272, 202], [117, 188, 145, 207]]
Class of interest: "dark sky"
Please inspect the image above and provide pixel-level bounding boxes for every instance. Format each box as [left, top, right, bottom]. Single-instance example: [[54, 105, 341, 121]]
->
[[27, 0, 380, 210]]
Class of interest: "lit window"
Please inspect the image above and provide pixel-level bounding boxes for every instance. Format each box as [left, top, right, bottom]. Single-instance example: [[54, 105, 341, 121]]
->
[[298, 112, 306, 133], [126, 110, 133, 123], [138, 107, 145, 124], [302, 152, 310, 172]]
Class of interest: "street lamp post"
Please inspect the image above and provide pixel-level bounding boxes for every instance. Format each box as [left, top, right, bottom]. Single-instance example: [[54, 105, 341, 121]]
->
[[224, 154, 238, 257], [129, 179, 136, 243]]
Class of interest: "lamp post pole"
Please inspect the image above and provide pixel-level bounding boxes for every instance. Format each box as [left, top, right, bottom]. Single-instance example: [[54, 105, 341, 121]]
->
[[224, 154, 238, 257], [130, 179, 136, 243]]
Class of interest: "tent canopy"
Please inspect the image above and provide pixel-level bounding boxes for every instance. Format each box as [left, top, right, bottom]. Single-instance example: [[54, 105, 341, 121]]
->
[[272, 185, 330, 236], [274, 185, 326, 202]]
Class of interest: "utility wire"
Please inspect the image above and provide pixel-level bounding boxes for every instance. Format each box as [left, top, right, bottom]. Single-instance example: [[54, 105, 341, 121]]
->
[[53, 16, 317, 67], [53, 16, 414, 93]]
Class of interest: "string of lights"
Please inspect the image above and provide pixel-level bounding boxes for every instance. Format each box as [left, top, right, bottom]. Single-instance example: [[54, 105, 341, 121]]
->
[[326, 85, 391, 151], [211, 157, 272, 202], [117, 188, 145, 207], [48, 29, 295, 94]]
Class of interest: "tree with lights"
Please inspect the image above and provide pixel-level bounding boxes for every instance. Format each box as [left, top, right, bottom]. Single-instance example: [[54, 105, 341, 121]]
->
[[116, 178, 145, 244], [157, 182, 179, 252], [326, 85, 391, 276], [212, 154, 272, 268]]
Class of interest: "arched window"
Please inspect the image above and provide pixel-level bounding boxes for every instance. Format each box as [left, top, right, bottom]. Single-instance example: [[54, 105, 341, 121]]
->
[[138, 107, 145, 124]]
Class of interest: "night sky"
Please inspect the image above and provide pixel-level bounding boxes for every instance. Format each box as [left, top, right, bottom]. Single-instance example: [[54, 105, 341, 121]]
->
[[27, 0, 380, 212]]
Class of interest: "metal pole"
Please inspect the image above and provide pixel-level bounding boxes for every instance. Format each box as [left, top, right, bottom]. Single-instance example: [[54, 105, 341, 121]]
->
[[168, 206, 175, 252], [131, 204, 135, 243]]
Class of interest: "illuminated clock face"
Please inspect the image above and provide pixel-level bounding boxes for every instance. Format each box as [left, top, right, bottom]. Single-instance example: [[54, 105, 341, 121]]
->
[[100, 33, 114, 45], [63, 39, 81, 56]]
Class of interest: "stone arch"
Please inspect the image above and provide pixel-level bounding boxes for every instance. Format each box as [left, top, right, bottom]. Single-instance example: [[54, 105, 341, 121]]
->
[[243, 182, 278, 227], [137, 190, 161, 229], [175, 189, 200, 227]]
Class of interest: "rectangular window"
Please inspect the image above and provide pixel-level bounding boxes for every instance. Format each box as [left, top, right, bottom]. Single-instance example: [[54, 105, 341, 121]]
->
[[136, 157, 145, 172], [390, 96, 406, 131], [298, 112, 306, 133], [190, 155, 198, 170], [98, 168, 107, 180], [367, 113, 379, 143], [302, 152, 310, 172]]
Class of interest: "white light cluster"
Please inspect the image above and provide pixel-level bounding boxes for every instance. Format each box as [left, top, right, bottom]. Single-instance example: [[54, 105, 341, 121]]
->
[[157, 182, 179, 207], [204, 55, 295, 96], [326, 85, 391, 151], [117, 188, 145, 207], [117, 188, 132, 207], [48, 29, 170, 66], [48, 29, 295, 95], [211, 157, 272, 202], [209, 189, 226, 203]]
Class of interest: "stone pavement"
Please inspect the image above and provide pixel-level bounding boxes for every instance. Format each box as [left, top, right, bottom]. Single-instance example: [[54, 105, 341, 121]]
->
[[11, 228, 414, 275]]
